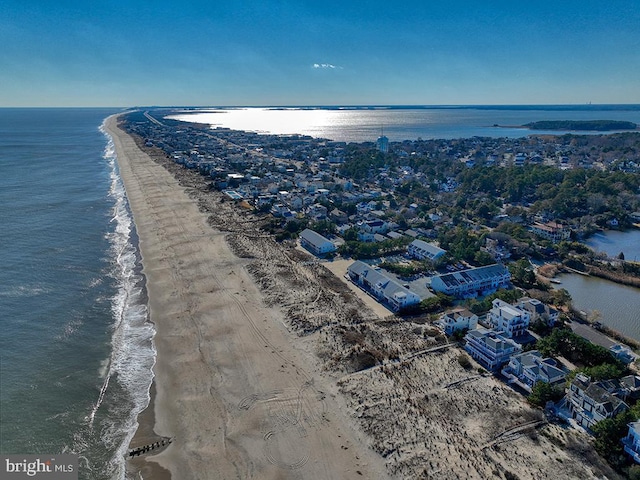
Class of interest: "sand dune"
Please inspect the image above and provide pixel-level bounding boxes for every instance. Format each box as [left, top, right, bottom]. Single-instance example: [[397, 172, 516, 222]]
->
[[106, 116, 389, 480], [106, 114, 619, 480]]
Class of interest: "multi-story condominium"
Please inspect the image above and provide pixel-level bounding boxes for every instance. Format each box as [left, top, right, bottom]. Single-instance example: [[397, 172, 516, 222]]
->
[[567, 374, 629, 431], [436, 308, 478, 336], [530, 221, 570, 243], [464, 328, 522, 371], [501, 350, 566, 392], [430, 264, 511, 298], [623, 421, 640, 464], [407, 239, 446, 262], [489, 299, 530, 338], [299, 229, 336, 256], [347, 261, 421, 312]]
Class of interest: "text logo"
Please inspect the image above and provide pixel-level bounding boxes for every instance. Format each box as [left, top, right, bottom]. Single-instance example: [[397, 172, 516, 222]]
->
[[1, 455, 77, 480]]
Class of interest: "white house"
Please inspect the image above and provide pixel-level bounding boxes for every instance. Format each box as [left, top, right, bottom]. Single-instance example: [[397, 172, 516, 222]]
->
[[623, 421, 640, 463], [501, 350, 566, 392], [437, 308, 478, 336], [464, 328, 522, 371], [347, 261, 421, 312], [299, 229, 336, 256], [430, 264, 511, 298], [489, 299, 530, 338], [407, 239, 446, 262]]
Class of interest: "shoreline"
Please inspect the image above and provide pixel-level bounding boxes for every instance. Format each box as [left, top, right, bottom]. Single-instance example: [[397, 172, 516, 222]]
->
[[105, 114, 390, 479], [105, 113, 621, 480]]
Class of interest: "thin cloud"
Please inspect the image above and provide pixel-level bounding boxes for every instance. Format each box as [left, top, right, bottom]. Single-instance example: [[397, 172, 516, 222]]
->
[[313, 63, 342, 69]]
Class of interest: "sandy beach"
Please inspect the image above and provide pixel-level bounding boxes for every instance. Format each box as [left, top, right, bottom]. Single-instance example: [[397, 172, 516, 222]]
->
[[105, 115, 389, 480], [106, 114, 621, 480]]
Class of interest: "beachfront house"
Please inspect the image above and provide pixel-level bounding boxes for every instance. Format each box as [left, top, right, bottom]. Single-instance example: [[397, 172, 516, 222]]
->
[[299, 229, 336, 256], [436, 308, 478, 336], [464, 328, 522, 371], [623, 421, 640, 464], [429, 264, 511, 298], [347, 261, 421, 312], [407, 239, 446, 263], [489, 299, 530, 339], [501, 350, 566, 392], [567, 374, 629, 431]]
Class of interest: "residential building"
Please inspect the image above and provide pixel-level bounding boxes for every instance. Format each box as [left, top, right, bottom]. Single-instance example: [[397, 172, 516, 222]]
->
[[299, 229, 336, 256], [489, 299, 530, 338], [516, 297, 559, 327], [430, 264, 511, 298], [623, 421, 640, 464], [437, 308, 478, 336], [464, 328, 522, 371], [376, 134, 389, 153], [306, 203, 328, 221], [407, 239, 446, 262], [347, 261, 421, 312], [530, 221, 570, 243], [610, 344, 636, 364], [501, 350, 566, 392], [567, 374, 629, 431]]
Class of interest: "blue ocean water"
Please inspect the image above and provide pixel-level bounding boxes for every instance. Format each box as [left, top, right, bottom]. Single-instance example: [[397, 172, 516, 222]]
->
[[0, 108, 155, 479]]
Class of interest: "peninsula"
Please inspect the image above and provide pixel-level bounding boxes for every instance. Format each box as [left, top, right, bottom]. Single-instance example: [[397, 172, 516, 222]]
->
[[107, 108, 640, 479], [523, 120, 638, 131]]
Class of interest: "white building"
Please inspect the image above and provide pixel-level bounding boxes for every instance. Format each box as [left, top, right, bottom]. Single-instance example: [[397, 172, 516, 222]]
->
[[623, 421, 640, 464], [436, 308, 478, 336], [430, 264, 511, 298], [407, 239, 446, 262], [347, 261, 421, 312], [489, 299, 530, 338], [501, 350, 565, 392], [299, 229, 336, 256], [464, 328, 522, 371]]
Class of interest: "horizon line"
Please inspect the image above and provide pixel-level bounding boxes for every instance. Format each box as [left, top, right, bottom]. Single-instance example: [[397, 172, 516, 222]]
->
[[2, 103, 640, 110]]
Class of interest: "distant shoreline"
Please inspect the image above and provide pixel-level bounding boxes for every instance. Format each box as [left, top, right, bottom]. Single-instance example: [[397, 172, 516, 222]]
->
[[495, 119, 639, 132]]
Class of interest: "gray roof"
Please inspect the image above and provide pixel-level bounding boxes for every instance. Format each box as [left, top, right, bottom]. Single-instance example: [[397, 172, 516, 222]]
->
[[300, 228, 333, 248], [347, 261, 419, 303], [409, 239, 446, 258], [433, 264, 510, 289]]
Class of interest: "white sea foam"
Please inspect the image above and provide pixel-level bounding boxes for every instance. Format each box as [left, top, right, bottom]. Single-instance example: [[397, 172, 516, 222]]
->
[[92, 122, 156, 479]]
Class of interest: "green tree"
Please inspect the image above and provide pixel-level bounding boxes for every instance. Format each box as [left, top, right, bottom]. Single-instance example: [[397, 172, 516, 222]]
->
[[527, 381, 564, 408]]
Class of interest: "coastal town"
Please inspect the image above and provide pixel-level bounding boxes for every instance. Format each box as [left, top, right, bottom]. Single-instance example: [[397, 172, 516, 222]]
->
[[122, 109, 640, 479]]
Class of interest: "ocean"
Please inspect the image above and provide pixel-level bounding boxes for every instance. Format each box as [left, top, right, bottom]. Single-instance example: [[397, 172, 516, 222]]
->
[[0, 108, 155, 479], [2, 105, 640, 479]]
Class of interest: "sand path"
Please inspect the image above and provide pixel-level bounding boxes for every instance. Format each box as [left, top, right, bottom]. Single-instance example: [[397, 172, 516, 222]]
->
[[105, 116, 388, 480]]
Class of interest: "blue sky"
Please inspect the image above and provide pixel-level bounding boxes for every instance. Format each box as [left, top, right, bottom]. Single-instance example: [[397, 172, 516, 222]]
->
[[1, 0, 639, 106]]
